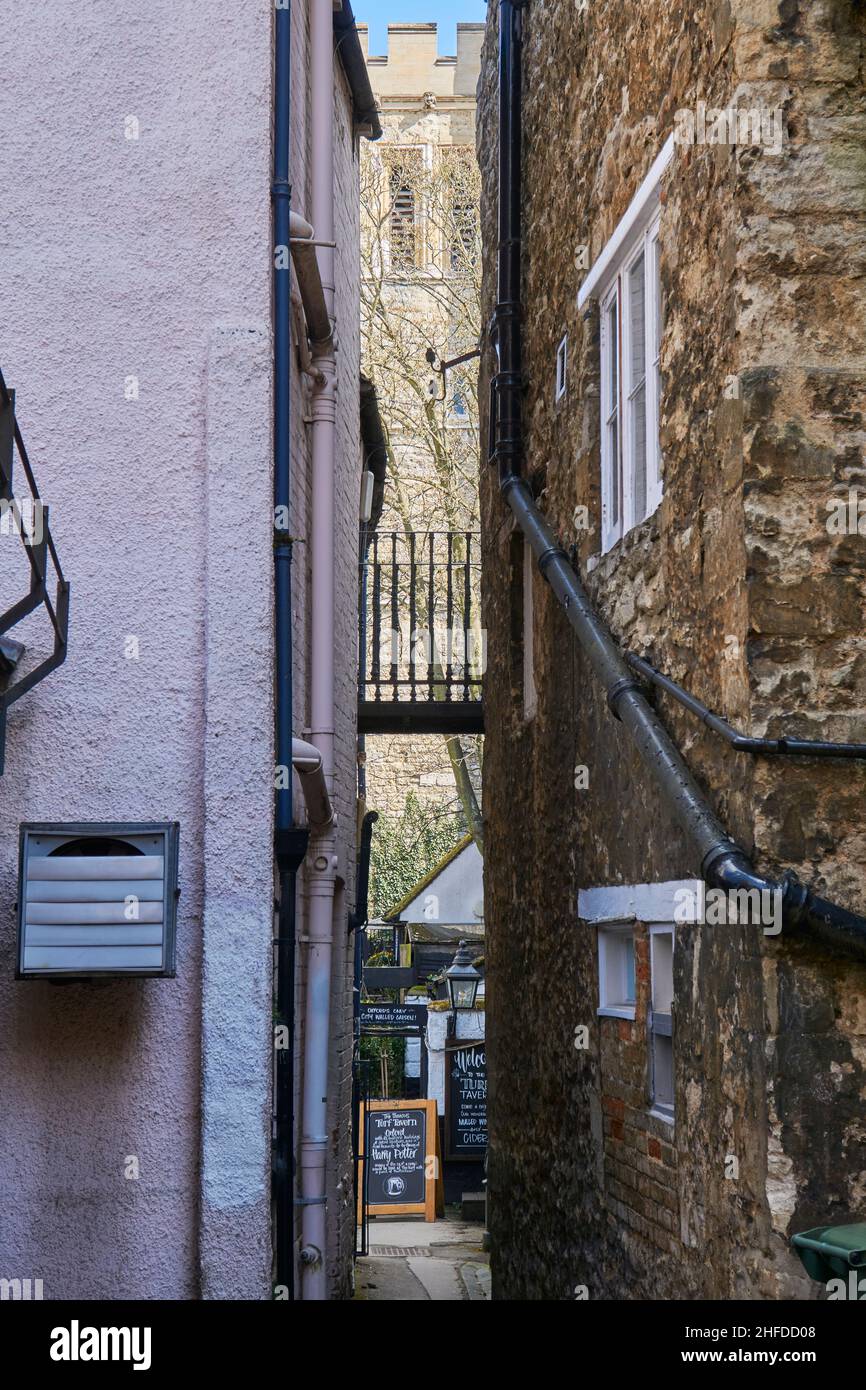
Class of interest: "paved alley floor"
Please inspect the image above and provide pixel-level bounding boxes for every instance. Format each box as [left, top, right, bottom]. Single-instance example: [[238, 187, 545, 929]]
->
[[353, 1214, 491, 1301]]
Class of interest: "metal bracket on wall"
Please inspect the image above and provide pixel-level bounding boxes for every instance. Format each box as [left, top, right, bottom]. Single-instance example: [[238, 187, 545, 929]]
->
[[0, 371, 70, 776], [425, 344, 482, 402]]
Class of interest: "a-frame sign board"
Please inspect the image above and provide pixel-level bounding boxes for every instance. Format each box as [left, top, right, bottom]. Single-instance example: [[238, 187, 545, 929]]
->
[[358, 1099, 443, 1222]]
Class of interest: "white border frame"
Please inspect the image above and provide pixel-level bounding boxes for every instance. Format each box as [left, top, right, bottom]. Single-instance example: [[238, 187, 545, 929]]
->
[[599, 284, 620, 553], [577, 133, 674, 309], [580, 884, 681, 1130], [597, 921, 637, 1020], [597, 211, 663, 553], [648, 923, 675, 1121]]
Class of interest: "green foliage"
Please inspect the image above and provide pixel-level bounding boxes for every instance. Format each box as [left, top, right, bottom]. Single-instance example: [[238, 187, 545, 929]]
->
[[369, 791, 464, 919], [360, 1033, 406, 1100]]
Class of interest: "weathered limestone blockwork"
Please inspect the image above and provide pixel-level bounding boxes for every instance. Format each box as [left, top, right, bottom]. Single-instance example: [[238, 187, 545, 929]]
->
[[478, 0, 866, 1299]]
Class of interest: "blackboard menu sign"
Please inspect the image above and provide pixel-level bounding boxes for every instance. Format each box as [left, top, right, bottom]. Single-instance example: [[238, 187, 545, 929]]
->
[[360, 1100, 438, 1219], [360, 1002, 427, 1032], [446, 1042, 487, 1160]]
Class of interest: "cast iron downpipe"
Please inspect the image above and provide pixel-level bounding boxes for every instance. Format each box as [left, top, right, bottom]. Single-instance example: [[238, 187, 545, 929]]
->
[[297, 0, 342, 1302], [490, 0, 866, 956], [272, 0, 309, 1301], [626, 651, 866, 760]]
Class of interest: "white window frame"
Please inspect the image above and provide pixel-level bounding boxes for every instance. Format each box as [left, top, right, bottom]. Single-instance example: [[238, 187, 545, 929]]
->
[[579, 135, 673, 555], [555, 334, 568, 402], [649, 923, 674, 1122], [578, 881, 684, 1128], [597, 922, 637, 1020], [597, 214, 663, 553], [522, 539, 537, 721], [599, 282, 620, 551]]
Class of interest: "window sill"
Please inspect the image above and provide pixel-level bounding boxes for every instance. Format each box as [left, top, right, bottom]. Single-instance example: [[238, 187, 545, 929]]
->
[[648, 1106, 674, 1127], [597, 1005, 636, 1021], [597, 500, 663, 565]]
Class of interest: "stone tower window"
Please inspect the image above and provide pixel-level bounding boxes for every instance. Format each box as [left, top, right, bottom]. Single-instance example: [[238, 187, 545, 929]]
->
[[390, 178, 417, 270], [386, 147, 425, 273]]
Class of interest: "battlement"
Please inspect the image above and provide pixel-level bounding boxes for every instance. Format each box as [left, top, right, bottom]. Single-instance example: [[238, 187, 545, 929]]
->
[[358, 22, 484, 100]]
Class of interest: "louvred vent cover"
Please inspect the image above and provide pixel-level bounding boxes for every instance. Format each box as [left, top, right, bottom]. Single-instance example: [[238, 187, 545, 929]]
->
[[17, 823, 179, 979]]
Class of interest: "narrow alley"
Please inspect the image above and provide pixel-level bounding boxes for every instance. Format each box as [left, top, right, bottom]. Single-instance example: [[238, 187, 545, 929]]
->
[[2, 0, 866, 1365]]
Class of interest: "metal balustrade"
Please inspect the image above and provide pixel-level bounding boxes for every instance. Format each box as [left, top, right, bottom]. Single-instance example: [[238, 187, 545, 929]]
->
[[358, 528, 483, 734]]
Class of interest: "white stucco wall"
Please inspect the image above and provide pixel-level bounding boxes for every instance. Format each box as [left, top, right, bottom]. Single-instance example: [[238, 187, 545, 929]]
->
[[399, 840, 484, 925], [0, 0, 365, 1304], [426, 1007, 485, 1116], [0, 0, 273, 1300]]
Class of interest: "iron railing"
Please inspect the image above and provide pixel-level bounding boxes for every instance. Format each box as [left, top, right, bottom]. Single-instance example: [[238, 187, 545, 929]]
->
[[0, 369, 70, 774], [358, 528, 482, 708]]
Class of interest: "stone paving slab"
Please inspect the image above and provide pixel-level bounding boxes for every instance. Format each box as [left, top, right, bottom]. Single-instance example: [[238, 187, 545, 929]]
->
[[354, 1258, 429, 1301], [460, 1261, 492, 1301], [354, 1215, 490, 1300]]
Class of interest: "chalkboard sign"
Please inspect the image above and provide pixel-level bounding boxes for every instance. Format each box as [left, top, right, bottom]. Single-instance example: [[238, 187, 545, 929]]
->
[[446, 1042, 487, 1160], [360, 1002, 427, 1032], [359, 1099, 440, 1220]]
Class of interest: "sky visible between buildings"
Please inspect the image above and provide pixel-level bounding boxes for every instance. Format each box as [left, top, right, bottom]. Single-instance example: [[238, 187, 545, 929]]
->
[[358, 2, 488, 54]]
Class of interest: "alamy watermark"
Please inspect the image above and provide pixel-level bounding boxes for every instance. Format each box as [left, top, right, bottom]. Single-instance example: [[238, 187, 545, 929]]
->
[[0, 496, 44, 546], [50, 1322, 151, 1371], [674, 101, 784, 156], [674, 879, 782, 935], [826, 488, 866, 536], [0, 1276, 43, 1299], [827, 1271, 866, 1300], [372, 625, 487, 676]]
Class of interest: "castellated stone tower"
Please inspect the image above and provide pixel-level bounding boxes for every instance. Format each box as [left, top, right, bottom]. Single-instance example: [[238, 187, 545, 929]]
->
[[359, 21, 483, 111]]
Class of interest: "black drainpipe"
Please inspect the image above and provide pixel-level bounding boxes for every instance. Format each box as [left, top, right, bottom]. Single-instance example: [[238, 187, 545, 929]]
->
[[272, 0, 310, 1300], [490, 0, 866, 956]]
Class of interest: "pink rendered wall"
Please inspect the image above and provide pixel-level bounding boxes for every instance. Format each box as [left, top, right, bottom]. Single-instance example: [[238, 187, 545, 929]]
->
[[0, 0, 274, 1299], [288, 0, 362, 1297]]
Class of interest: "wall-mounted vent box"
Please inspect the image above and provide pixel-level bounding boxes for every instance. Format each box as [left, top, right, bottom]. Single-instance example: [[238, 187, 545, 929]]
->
[[16, 822, 179, 979]]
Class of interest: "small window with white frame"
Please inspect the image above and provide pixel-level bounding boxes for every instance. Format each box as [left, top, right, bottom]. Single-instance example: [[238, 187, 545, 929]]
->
[[597, 923, 637, 1019], [578, 135, 672, 554], [555, 334, 568, 402], [649, 924, 674, 1119]]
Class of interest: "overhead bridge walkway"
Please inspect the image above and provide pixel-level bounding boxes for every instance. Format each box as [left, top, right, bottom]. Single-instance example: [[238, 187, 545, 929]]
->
[[358, 528, 483, 736]]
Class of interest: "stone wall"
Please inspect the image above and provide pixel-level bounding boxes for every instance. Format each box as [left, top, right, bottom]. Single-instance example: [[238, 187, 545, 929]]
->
[[478, 0, 866, 1300]]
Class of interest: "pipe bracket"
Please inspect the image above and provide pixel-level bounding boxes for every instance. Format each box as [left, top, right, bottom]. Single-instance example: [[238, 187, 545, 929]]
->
[[607, 678, 643, 720]]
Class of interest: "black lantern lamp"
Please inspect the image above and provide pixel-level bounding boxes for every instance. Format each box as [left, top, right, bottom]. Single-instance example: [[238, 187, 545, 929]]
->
[[446, 939, 481, 1011]]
